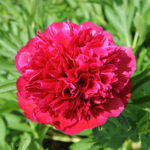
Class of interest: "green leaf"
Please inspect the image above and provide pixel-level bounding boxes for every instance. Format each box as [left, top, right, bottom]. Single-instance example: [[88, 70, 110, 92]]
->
[[0, 117, 11, 150], [0, 0, 22, 22], [141, 132, 150, 150], [0, 81, 16, 93], [18, 133, 31, 150], [76, 129, 92, 136], [134, 12, 147, 38], [92, 127, 100, 139], [0, 100, 18, 114], [0, 117, 6, 145], [137, 112, 150, 133], [132, 68, 150, 92], [28, 140, 41, 150], [130, 130, 139, 142], [4, 113, 31, 132], [117, 115, 129, 130], [132, 95, 150, 105], [106, 130, 129, 149], [0, 40, 17, 54], [70, 139, 94, 150], [36, 124, 49, 145]]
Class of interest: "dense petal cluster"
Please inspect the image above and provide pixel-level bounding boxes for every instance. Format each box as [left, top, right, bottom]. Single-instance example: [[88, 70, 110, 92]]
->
[[15, 21, 136, 134]]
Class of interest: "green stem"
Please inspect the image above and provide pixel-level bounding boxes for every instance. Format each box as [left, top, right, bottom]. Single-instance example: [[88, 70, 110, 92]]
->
[[132, 32, 139, 52], [46, 135, 80, 143], [29, 122, 39, 139]]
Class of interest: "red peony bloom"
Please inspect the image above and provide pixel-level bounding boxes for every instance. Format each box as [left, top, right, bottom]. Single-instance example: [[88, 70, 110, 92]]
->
[[15, 21, 136, 134]]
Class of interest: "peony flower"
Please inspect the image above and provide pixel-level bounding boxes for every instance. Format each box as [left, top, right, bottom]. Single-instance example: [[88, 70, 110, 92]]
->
[[15, 21, 136, 134]]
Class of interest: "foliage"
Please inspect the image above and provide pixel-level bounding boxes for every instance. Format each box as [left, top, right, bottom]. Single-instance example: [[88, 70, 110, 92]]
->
[[0, 0, 150, 149]]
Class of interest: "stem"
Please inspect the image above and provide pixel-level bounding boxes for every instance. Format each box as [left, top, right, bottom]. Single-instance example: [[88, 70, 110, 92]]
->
[[46, 135, 80, 143], [132, 32, 139, 52], [29, 122, 39, 139]]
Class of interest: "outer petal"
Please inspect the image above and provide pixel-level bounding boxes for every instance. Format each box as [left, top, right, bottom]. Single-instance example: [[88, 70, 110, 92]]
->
[[102, 31, 115, 46], [33, 107, 53, 124], [103, 97, 125, 117], [39, 21, 80, 47], [80, 22, 114, 46], [17, 92, 37, 122], [48, 21, 79, 36], [116, 46, 136, 89], [80, 22, 103, 32], [64, 115, 107, 135], [103, 81, 132, 118], [16, 76, 37, 122], [15, 37, 42, 73], [52, 114, 107, 135], [119, 80, 131, 106], [16, 76, 27, 98]]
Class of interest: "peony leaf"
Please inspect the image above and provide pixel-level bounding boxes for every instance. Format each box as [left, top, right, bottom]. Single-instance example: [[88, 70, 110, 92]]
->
[[0, 40, 17, 55], [106, 130, 129, 149], [76, 129, 92, 136], [0, 0, 23, 23], [0, 100, 18, 114], [27, 140, 41, 150], [0, 81, 16, 93], [141, 132, 150, 150], [132, 68, 150, 92], [4, 113, 31, 132], [70, 139, 94, 150], [132, 95, 150, 105], [18, 133, 31, 150], [0, 117, 6, 146], [117, 115, 129, 130], [134, 13, 147, 38], [35, 124, 49, 145]]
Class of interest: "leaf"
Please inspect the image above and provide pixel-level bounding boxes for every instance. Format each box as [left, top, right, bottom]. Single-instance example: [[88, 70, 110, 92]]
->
[[117, 115, 129, 130], [0, 40, 17, 54], [18, 133, 31, 150], [104, 0, 133, 46], [70, 139, 94, 150], [141, 132, 150, 150], [136, 48, 148, 71], [27, 25, 35, 39], [106, 130, 129, 149], [4, 113, 31, 132], [132, 68, 150, 92], [137, 112, 150, 133], [130, 129, 139, 142], [132, 95, 150, 105], [0, 143, 11, 150], [0, 0, 22, 22], [0, 51, 15, 59], [0, 63, 16, 71], [0, 100, 18, 114], [36, 124, 49, 145], [0, 81, 16, 93], [76, 129, 92, 136], [0, 117, 11, 150], [28, 140, 41, 150], [134, 12, 147, 38], [92, 127, 99, 139], [0, 92, 17, 101], [0, 117, 6, 145]]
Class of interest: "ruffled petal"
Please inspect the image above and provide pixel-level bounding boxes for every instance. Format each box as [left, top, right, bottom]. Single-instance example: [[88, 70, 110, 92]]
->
[[103, 97, 125, 117], [53, 114, 107, 135], [17, 92, 37, 122], [116, 46, 136, 90], [80, 22, 103, 32], [15, 37, 42, 73]]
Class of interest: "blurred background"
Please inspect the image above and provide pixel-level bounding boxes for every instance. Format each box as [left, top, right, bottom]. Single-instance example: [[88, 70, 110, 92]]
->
[[0, 0, 150, 149]]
